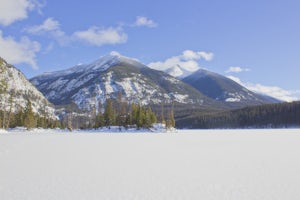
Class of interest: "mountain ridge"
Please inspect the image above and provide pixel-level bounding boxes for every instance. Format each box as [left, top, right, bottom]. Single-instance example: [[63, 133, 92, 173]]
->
[[30, 53, 223, 112]]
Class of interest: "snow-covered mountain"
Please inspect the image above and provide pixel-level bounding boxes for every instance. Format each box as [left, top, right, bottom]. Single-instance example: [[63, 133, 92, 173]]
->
[[182, 68, 280, 107], [31, 53, 219, 111], [0, 57, 55, 118]]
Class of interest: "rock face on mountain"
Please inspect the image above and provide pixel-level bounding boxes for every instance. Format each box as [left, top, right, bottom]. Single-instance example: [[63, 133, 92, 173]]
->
[[30, 53, 221, 111], [182, 68, 279, 107], [0, 57, 55, 117]]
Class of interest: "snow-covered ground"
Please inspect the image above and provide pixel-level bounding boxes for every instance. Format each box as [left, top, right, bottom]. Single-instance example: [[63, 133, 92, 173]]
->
[[1, 129, 300, 200]]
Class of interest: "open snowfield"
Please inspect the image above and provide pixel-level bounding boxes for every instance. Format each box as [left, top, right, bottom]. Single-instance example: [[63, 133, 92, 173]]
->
[[1, 129, 300, 200]]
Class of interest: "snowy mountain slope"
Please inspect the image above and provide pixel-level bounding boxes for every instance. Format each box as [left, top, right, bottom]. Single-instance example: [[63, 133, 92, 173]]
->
[[31, 53, 221, 111], [0, 57, 55, 117], [182, 68, 280, 107]]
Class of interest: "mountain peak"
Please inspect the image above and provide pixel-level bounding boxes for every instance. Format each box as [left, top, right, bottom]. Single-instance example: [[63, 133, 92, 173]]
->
[[39, 52, 143, 78], [88, 52, 122, 71]]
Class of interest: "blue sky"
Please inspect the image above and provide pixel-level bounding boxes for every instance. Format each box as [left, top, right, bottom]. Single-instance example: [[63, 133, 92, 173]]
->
[[1, 0, 300, 101]]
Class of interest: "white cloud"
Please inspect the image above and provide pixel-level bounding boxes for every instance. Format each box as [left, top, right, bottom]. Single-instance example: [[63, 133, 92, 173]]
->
[[26, 19, 129, 47], [26, 18, 60, 33], [0, 31, 40, 69], [134, 16, 157, 28], [73, 27, 127, 46], [25, 18, 68, 45], [227, 75, 300, 102], [226, 66, 250, 73], [148, 50, 213, 72], [0, 0, 42, 26], [247, 84, 300, 102], [182, 50, 214, 61]]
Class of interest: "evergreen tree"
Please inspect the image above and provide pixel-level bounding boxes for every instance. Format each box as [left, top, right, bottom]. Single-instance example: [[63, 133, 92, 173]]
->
[[4, 91, 14, 128], [95, 111, 104, 128], [0, 111, 2, 127], [136, 104, 144, 128], [37, 116, 46, 128], [13, 108, 24, 127], [143, 108, 152, 128], [89, 95, 97, 128], [160, 101, 165, 124], [0, 79, 8, 129], [24, 99, 36, 130], [104, 98, 115, 127], [170, 105, 175, 128], [131, 103, 138, 125], [116, 92, 127, 127], [149, 108, 157, 125]]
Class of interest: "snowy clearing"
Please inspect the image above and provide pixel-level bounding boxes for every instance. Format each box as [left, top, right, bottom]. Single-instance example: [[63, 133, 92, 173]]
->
[[1, 129, 300, 200]]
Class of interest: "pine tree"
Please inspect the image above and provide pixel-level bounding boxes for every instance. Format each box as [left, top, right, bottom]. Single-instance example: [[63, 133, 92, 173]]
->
[[148, 107, 157, 125], [136, 104, 144, 128], [166, 111, 175, 128], [5, 91, 14, 128], [131, 103, 138, 125], [90, 95, 97, 128], [0, 111, 2, 127], [116, 92, 127, 127], [24, 99, 36, 130], [13, 108, 24, 127], [0, 78, 8, 129], [142, 108, 152, 128], [170, 102, 175, 128], [160, 101, 165, 124], [95, 111, 104, 128], [104, 98, 115, 127]]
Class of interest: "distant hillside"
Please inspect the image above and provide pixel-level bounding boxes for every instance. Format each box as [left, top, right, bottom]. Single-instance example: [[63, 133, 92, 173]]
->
[[182, 68, 280, 107], [176, 101, 300, 129]]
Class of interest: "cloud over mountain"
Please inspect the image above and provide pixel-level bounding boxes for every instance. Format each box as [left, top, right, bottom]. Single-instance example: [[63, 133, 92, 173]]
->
[[227, 75, 300, 102], [148, 50, 213, 75], [226, 66, 250, 73]]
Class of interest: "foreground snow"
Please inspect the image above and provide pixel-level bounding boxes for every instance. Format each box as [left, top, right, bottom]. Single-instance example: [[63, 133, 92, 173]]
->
[[1, 129, 300, 200]]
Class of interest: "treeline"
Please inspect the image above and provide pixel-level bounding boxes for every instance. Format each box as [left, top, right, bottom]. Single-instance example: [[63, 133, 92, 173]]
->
[[0, 96, 176, 131], [0, 100, 60, 130], [176, 101, 300, 129]]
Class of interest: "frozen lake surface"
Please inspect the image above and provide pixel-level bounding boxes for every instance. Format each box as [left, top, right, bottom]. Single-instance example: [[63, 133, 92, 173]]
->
[[1, 129, 300, 200]]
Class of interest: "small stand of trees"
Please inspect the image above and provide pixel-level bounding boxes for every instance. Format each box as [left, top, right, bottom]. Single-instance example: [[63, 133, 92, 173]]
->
[[96, 100, 157, 129], [61, 95, 178, 131], [65, 97, 159, 130]]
